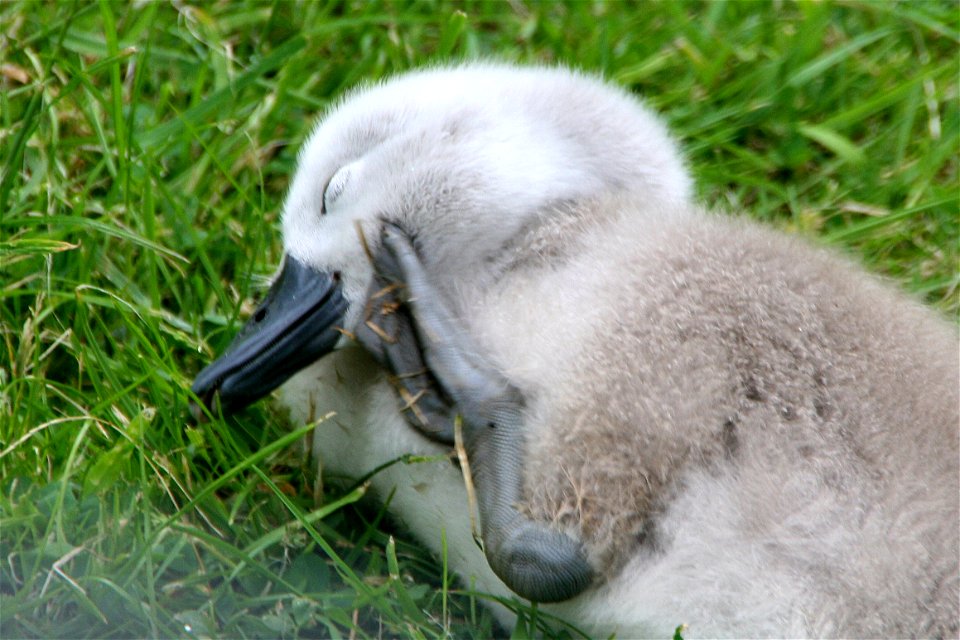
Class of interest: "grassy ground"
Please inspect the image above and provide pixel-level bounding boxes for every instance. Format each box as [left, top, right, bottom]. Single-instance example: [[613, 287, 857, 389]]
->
[[1, 1, 956, 638]]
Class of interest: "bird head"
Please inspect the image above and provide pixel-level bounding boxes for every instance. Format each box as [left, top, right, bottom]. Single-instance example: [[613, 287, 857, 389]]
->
[[192, 63, 690, 414]]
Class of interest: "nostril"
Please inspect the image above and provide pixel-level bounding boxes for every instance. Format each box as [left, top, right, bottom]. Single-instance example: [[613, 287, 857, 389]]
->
[[332, 271, 341, 282], [254, 308, 267, 322]]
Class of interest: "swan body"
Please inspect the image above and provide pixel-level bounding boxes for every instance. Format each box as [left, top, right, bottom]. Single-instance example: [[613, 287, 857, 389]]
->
[[194, 64, 960, 638]]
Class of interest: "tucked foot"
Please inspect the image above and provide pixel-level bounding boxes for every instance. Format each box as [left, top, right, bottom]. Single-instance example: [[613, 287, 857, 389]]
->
[[361, 223, 593, 603], [355, 250, 455, 445]]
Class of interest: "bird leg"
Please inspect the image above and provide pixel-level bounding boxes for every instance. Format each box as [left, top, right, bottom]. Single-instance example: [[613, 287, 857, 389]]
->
[[355, 223, 593, 603]]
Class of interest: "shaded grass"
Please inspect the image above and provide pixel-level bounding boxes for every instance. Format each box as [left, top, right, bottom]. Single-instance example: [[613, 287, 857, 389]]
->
[[1, 1, 957, 638]]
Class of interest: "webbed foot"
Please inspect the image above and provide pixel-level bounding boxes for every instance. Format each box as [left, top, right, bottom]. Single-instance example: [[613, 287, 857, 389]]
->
[[356, 223, 593, 603], [355, 241, 456, 445]]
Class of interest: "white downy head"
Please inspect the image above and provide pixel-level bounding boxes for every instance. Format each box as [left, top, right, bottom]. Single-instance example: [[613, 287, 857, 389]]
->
[[279, 63, 692, 334]]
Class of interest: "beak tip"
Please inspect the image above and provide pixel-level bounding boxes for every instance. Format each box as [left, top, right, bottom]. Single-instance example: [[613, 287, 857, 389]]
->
[[188, 258, 347, 419], [189, 379, 217, 422], [189, 370, 223, 422], [188, 399, 207, 423]]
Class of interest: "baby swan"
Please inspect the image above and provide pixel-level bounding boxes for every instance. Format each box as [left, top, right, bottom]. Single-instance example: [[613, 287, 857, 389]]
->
[[192, 64, 959, 638]]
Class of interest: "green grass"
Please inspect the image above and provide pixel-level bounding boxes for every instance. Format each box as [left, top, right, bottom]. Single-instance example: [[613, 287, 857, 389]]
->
[[1, 1, 957, 638]]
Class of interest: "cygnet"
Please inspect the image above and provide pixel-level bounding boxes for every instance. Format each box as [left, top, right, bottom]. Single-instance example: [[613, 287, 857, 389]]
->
[[192, 63, 959, 638]]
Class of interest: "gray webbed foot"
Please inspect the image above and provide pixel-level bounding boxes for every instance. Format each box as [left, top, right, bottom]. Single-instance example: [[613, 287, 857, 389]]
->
[[355, 246, 456, 445], [357, 223, 593, 603]]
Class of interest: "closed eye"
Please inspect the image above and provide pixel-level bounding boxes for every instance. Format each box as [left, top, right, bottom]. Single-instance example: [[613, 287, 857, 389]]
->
[[323, 163, 355, 215], [320, 175, 333, 216], [324, 177, 345, 208]]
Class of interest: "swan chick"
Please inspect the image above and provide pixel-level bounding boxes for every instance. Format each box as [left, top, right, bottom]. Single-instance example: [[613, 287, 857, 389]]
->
[[191, 63, 959, 637]]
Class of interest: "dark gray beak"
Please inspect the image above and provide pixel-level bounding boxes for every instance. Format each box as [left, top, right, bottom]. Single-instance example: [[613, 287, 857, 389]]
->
[[191, 256, 348, 415]]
